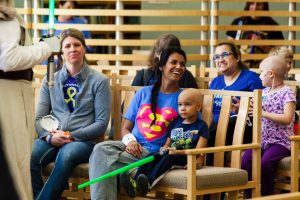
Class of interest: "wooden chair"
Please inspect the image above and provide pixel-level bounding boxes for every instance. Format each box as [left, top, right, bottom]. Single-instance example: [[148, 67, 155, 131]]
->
[[195, 76, 213, 89], [274, 80, 300, 192], [251, 192, 300, 200], [113, 84, 140, 141], [113, 86, 262, 200], [147, 89, 262, 200]]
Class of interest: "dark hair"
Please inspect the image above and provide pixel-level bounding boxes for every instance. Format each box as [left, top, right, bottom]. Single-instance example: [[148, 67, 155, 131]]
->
[[150, 47, 186, 126], [59, 1, 78, 8], [244, 2, 269, 11], [148, 34, 181, 71], [215, 42, 248, 70], [57, 28, 87, 69]]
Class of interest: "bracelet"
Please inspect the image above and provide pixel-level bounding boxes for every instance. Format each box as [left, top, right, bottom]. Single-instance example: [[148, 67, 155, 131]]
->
[[122, 133, 136, 145], [47, 135, 53, 145]]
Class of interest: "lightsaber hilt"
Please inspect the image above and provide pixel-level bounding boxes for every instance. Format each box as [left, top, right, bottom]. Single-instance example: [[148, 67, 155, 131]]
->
[[47, 0, 55, 87], [47, 29, 55, 87]]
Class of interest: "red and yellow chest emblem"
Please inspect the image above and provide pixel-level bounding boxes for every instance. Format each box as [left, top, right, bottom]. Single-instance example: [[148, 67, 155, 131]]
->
[[136, 104, 178, 141]]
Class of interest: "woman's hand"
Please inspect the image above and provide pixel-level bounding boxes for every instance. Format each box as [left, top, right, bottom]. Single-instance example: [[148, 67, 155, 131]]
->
[[125, 140, 143, 158], [50, 129, 73, 147]]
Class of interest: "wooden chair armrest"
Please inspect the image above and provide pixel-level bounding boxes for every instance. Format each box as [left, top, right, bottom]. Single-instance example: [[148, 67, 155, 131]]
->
[[173, 143, 260, 155], [289, 135, 300, 141]]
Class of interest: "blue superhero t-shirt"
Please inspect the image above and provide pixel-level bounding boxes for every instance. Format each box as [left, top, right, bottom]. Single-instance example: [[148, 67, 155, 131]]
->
[[124, 86, 182, 153]]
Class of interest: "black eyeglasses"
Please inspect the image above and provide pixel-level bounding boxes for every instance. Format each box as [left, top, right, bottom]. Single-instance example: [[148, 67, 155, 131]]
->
[[213, 51, 234, 61]]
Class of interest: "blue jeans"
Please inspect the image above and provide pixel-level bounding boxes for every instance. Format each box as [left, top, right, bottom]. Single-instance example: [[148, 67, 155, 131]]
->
[[89, 141, 149, 200], [30, 139, 94, 200]]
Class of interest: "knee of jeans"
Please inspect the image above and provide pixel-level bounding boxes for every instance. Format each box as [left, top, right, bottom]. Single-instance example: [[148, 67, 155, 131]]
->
[[91, 143, 109, 158], [31, 141, 48, 163]]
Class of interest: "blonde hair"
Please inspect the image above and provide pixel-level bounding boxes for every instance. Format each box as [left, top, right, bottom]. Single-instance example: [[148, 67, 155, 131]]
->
[[261, 55, 287, 80], [0, 0, 15, 7], [179, 88, 202, 105], [148, 34, 181, 71], [268, 46, 294, 60]]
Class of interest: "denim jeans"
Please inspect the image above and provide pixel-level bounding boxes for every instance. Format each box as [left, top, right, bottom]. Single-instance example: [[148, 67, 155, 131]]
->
[[89, 141, 149, 200], [31, 138, 94, 200]]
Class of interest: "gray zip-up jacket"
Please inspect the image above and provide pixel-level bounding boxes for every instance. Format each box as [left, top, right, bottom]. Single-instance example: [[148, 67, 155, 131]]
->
[[35, 63, 111, 143]]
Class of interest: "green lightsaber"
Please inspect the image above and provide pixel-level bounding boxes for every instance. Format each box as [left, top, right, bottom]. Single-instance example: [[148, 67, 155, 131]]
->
[[78, 155, 155, 189], [47, 0, 55, 87], [48, 0, 55, 31]]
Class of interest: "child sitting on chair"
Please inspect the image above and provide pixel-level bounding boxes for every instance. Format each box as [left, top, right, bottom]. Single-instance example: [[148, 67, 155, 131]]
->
[[242, 55, 296, 197], [120, 88, 209, 198], [268, 46, 300, 133]]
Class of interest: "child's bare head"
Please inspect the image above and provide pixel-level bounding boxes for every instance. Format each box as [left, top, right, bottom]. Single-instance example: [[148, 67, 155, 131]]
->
[[178, 89, 202, 120], [259, 56, 287, 85], [268, 46, 294, 73]]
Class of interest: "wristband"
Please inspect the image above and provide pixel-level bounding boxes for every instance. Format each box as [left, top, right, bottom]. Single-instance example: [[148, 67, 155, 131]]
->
[[44, 134, 50, 142], [47, 135, 53, 145], [122, 133, 137, 145]]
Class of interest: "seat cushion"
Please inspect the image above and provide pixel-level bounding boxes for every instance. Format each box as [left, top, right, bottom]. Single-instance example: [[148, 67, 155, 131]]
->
[[277, 156, 300, 171], [155, 166, 248, 189], [42, 162, 89, 178]]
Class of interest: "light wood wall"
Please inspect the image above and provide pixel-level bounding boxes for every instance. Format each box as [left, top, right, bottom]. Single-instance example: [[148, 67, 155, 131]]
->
[[16, 0, 300, 71]]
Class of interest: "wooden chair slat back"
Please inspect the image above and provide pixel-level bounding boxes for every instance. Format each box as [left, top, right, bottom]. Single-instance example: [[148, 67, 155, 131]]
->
[[195, 77, 213, 89], [113, 84, 140, 140], [232, 96, 250, 145], [201, 93, 214, 128], [214, 95, 231, 166], [231, 96, 250, 168]]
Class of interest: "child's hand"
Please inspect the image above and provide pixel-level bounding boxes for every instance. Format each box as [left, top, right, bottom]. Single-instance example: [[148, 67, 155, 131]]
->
[[160, 145, 169, 152], [232, 96, 240, 113], [196, 155, 205, 169], [248, 98, 254, 117], [182, 155, 204, 169]]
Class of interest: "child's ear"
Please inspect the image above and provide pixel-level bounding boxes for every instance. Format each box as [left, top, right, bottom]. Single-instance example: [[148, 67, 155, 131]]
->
[[269, 70, 275, 78], [159, 66, 163, 71]]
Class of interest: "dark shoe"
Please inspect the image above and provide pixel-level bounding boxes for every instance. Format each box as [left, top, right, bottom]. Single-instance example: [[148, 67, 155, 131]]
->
[[136, 174, 149, 196], [120, 172, 136, 198]]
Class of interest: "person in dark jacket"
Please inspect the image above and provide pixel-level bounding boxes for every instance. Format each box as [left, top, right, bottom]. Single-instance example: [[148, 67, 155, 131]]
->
[[108, 34, 198, 139], [131, 33, 198, 88], [226, 2, 284, 68]]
